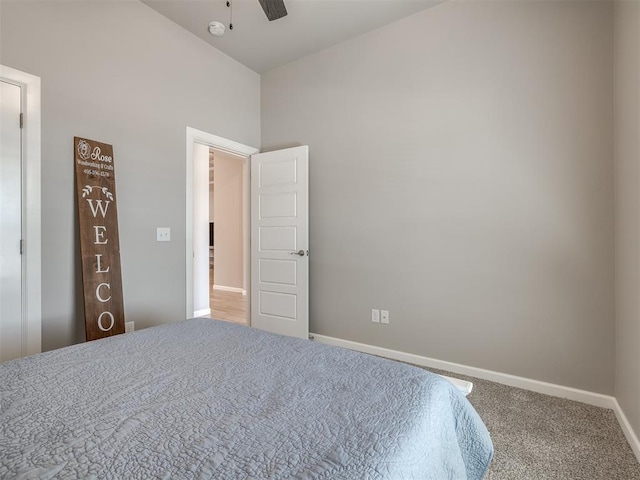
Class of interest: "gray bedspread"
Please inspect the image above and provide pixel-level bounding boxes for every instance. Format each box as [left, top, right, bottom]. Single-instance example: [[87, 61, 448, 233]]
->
[[1, 319, 493, 479]]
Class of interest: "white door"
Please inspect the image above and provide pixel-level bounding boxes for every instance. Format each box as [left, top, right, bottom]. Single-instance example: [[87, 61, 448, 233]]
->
[[0, 80, 23, 362], [251, 146, 308, 339]]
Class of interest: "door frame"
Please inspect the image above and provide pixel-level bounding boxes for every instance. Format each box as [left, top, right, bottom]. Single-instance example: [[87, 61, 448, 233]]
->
[[0, 65, 41, 357], [185, 127, 258, 320]]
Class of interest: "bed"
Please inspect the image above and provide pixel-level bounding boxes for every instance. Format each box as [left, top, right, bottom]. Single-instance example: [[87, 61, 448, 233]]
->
[[0, 318, 493, 479]]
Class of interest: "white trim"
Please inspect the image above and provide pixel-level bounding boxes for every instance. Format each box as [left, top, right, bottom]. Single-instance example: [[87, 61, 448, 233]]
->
[[185, 127, 258, 320], [0, 65, 41, 357], [612, 399, 640, 463], [213, 285, 246, 295], [193, 308, 211, 318], [315, 333, 640, 456], [311, 334, 617, 410], [243, 160, 249, 298]]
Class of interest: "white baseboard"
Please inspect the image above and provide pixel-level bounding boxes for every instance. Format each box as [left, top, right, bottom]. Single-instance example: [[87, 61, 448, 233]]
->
[[310, 333, 640, 463], [213, 285, 246, 295], [612, 399, 640, 463], [194, 308, 211, 317], [310, 334, 616, 409]]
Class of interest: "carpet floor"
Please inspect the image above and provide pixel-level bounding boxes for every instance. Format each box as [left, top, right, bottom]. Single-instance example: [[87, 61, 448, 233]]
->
[[429, 368, 640, 479]]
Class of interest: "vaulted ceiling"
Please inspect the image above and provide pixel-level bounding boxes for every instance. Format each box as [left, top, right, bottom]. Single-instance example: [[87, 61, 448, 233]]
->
[[142, 0, 444, 73]]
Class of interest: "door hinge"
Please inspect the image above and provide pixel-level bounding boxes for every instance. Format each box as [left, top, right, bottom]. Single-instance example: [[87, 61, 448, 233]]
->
[[20, 239, 24, 255], [19, 113, 24, 129]]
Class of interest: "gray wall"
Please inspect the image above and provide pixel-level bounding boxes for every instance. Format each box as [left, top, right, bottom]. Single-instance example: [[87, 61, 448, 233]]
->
[[262, 1, 615, 394], [0, 1, 260, 350], [614, 0, 640, 440]]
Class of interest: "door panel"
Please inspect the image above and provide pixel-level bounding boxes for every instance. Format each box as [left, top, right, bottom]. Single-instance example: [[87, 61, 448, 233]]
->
[[251, 146, 308, 339], [0, 80, 23, 362], [260, 226, 297, 251], [259, 159, 297, 186], [259, 291, 297, 319], [260, 192, 297, 218], [259, 259, 296, 285]]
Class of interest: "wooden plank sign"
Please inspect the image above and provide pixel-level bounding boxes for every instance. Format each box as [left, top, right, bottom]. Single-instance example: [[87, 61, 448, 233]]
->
[[74, 137, 125, 341]]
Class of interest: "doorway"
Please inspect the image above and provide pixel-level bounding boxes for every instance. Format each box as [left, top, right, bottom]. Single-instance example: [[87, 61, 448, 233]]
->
[[208, 147, 248, 325], [185, 127, 258, 323], [1, 79, 23, 361], [185, 129, 310, 339], [0, 65, 41, 362]]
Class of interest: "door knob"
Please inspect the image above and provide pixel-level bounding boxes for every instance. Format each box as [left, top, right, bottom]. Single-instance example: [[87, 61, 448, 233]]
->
[[290, 250, 305, 257]]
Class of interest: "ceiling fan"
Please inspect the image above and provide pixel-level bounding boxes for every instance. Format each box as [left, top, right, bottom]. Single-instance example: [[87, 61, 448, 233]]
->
[[257, 0, 287, 21]]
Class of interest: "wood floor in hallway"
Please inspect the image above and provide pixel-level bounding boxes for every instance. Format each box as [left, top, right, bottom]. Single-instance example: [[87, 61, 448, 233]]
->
[[209, 267, 248, 325]]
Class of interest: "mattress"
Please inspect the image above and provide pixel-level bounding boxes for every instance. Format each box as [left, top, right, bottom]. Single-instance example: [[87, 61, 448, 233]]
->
[[0, 318, 493, 479]]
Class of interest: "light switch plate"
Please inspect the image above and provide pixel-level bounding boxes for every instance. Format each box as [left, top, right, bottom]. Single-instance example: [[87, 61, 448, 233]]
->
[[157, 227, 171, 242]]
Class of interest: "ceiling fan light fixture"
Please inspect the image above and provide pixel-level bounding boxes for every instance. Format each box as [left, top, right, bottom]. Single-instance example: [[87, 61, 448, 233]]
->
[[208, 21, 225, 36], [257, 0, 287, 21]]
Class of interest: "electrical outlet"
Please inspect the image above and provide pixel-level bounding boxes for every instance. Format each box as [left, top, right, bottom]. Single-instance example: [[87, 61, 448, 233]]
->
[[381, 310, 389, 324], [125, 321, 135, 333], [371, 309, 380, 323], [157, 227, 171, 242]]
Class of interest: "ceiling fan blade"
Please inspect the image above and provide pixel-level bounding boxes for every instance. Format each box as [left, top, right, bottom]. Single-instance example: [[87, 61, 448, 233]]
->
[[257, 0, 287, 21]]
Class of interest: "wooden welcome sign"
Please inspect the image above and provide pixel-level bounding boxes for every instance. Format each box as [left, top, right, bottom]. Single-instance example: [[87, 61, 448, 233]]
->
[[74, 137, 125, 341]]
